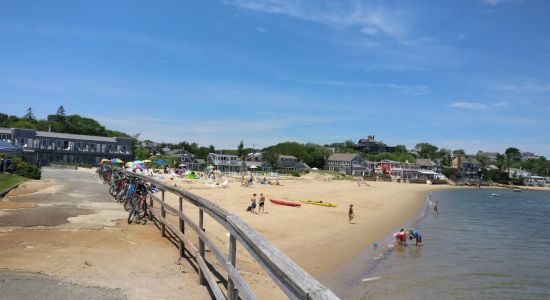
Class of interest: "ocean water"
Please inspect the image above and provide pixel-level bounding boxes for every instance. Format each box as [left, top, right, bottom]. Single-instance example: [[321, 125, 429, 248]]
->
[[327, 188, 550, 300]]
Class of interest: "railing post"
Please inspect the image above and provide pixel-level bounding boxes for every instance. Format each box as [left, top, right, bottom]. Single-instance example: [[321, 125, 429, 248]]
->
[[198, 208, 206, 285], [227, 234, 238, 300], [178, 196, 185, 258], [161, 189, 166, 237]]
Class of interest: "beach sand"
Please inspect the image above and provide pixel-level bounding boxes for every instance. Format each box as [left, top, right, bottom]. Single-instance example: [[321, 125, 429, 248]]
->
[[152, 171, 450, 296]]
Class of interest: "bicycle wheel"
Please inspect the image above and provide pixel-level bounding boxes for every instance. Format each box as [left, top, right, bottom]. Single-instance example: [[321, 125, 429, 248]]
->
[[127, 201, 138, 224]]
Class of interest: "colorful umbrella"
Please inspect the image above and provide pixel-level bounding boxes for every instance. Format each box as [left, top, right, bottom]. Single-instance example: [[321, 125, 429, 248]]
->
[[154, 159, 167, 165], [111, 158, 123, 164], [143, 159, 152, 163], [134, 160, 145, 164]]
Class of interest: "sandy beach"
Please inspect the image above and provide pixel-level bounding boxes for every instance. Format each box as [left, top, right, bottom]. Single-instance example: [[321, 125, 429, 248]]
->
[[154, 171, 451, 277]]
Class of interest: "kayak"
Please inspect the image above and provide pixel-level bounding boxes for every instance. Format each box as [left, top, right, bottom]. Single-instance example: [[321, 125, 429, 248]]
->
[[269, 199, 301, 207], [300, 199, 337, 207]]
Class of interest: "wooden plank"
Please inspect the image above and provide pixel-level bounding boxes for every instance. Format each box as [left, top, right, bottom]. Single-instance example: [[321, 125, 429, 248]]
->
[[227, 215, 339, 300], [227, 235, 238, 300], [179, 196, 185, 257], [196, 254, 226, 300], [198, 209, 206, 286], [112, 168, 338, 300]]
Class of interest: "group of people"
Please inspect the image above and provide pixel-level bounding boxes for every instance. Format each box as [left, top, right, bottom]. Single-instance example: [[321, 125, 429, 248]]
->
[[241, 174, 281, 187], [394, 228, 423, 247], [247, 193, 266, 214]]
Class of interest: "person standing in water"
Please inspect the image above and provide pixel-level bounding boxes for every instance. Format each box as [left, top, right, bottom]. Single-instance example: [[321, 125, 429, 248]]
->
[[348, 204, 355, 223], [409, 229, 422, 247], [433, 201, 438, 213]]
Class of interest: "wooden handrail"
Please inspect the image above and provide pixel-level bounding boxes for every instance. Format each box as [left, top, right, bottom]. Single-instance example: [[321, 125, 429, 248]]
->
[[105, 167, 338, 299]]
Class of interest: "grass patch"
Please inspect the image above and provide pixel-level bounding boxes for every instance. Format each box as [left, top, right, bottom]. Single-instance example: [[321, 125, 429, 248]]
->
[[0, 173, 29, 191]]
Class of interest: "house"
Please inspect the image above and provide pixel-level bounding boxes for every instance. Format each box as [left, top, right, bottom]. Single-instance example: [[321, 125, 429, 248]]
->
[[195, 159, 206, 170], [452, 155, 480, 178], [415, 159, 441, 173], [277, 154, 310, 172], [521, 152, 540, 161], [378, 160, 402, 173], [0, 127, 133, 166], [246, 152, 263, 161], [325, 153, 368, 176], [180, 152, 199, 170], [206, 153, 241, 173], [476, 151, 499, 163], [241, 160, 272, 172], [355, 135, 395, 153], [506, 167, 532, 179]]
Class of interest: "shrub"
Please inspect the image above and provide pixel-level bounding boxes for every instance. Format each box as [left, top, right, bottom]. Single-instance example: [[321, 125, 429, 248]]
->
[[15, 162, 41, 179]]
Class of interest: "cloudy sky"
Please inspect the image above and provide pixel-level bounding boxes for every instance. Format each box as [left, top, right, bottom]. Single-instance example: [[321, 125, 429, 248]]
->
[[0, 0, 549, 155]]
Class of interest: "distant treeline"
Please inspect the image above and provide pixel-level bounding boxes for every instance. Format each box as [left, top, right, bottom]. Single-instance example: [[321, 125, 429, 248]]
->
[[0, 106, 130, 138]]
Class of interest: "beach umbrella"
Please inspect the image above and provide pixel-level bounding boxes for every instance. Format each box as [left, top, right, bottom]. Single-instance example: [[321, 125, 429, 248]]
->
[[249, 165, 258, 169], [134, 160, 145, 164], [143, 159, 152, 163], [178, 163, 185, 167], [154, 159, 167, 165], [101, 158, 110, 162], [111, 158, 123, 164]]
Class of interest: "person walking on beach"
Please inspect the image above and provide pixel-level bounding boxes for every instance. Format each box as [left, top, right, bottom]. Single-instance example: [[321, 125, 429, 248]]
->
[[348, 204, 355, 223], [259, 193, 266, 213], [250, 193, 257, 214]]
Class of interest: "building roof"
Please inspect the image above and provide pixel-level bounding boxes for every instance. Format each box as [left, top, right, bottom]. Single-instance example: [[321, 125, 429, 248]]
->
[[195, 159, 205, 164], [35, 131, 120, 143], [460, 156, 479, 164], [327, 153, 361, 162], [278, 154, 297, 160], [416, 159, 437, 167]]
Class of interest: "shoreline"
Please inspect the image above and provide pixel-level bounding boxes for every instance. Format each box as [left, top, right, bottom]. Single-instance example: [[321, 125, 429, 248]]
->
[[151, 172, 453, 276]]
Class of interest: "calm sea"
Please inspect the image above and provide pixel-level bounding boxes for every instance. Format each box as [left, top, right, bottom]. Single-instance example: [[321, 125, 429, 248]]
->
[[324, 188, 550, 300]]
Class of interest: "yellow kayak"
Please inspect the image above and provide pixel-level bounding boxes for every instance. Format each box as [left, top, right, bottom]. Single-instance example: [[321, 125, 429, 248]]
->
[[300, 199, 337, 207]]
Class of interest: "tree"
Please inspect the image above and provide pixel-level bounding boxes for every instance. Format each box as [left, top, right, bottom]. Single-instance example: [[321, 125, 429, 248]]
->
[[415, 143, 438, 159], [505, 147, 521, 162], [134, 145, 150, 160], [394, 145, 407, 153], [237, 140, 244, 159], [56, 105, 66, 121], [452, 149, 465, 155], [23, 107, 35, 120], [262, 151, 278, 168]]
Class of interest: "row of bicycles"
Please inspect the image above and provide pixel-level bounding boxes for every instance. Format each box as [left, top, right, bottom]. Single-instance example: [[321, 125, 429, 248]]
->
[[98, 166, 157, 224]]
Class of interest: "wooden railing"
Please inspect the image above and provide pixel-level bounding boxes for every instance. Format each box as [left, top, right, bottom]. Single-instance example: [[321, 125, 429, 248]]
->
[[108, 167, 339, 300]]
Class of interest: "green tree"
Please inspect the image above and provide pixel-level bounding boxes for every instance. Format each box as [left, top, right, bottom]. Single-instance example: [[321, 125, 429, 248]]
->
[[134, 145, 150, 160], [23, 107, 35, 120], [505, 147, 521, 162], [237, 140, 245, 159], [452, 149, 465, 156], [394, 145, 407, 153], [415, 143, 438, 159]]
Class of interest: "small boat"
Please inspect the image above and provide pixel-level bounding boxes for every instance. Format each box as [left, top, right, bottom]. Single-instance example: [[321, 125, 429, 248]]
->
[[300, 199, 337, 207], [269, 199, 301, 207], [491, 193, 500, 197], [513, 187, 522, 192]]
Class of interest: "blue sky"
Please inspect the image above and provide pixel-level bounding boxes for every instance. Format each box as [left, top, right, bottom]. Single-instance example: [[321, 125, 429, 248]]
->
[[0, 0, 549, 156]]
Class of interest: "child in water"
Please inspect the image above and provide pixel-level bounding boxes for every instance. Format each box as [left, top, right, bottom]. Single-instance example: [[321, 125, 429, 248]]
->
[[395, 228, 407, 246]]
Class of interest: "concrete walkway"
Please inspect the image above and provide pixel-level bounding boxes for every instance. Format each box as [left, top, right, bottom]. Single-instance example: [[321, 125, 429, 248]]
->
[[0, 168, 209, 300]]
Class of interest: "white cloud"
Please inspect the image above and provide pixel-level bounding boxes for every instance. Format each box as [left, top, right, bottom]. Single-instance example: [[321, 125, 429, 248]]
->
[[450, 102, 488, 109], [481, 0, 523, 6], [298, 79, 429, 95], [226, 0, 409, 39], [500, 82, 550, 92], [94, 114, 353, 148]]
